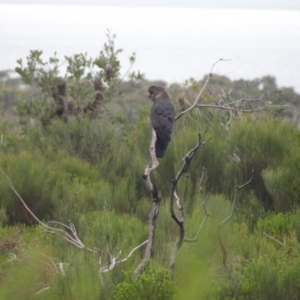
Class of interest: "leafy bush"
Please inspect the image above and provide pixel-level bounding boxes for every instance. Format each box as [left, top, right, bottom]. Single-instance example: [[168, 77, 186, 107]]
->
[[257, 212, 295, 240], [215, 211, 300, 299], [113, 265, 175, 300], [15, 30, 144, 126], [0, 151, 107, 224], [263, 135, 300, 211], [226, 117, 295, 210]]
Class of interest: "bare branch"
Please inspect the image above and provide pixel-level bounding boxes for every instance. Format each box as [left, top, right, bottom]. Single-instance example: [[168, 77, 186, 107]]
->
[[99, 248, 119, 273], [3, 170, 147, 274], [185, 198, 210, 243], [225, 109, 234, 131], [134, 198, 160, 279], [117, 240, 148, 264], [222, 95, 265, 107], [2, 170, 98, 252], [220, 168, 254, 226], [143, 129, 160, 192], [182, 89, 201, 119], [134, 130, 161, 279], [169, 133, 208, 277], [263, 231, 286, 246], [175, 58, 228, 121], [218, 168, 254, 266], [196, 103, 288, 113], [185, 166, 209, 243], [2, 253, 18, 265], [33, 287, 50, 297], [170, 135, 207, 227], [2, 171, 50, 228]]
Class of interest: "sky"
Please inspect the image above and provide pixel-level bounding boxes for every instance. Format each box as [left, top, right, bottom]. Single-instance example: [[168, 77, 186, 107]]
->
[[1, 1, 299, 91], [0, 0, 300, 10]]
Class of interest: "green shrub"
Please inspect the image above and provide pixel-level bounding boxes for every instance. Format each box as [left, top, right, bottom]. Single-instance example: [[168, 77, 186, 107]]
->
[[215, 211, 300, 299], [263, 137, 300, 211], [226, 117, 296, 211], [0, 151, 108, 224], [257, 212, 295, 240], [113, 264, 175, 300]]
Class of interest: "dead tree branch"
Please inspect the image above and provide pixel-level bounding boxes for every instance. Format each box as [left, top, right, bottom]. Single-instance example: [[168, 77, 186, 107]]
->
[[262, 231, 286, 246], [100, 240, 148, 273], [184, 166, 209, 243], [2, 170, 147, 273], [195, 87, 287, 130], [134, 130, 161, 279], [143, 129, 160, 191], [218, 168, 254, 266], [169, 133, 208, 277], [185, 198, 209, 243], [177, 64, 287, 128], [2, 170, 99, 252], [175, 58, 228, 121], [196, 103, 288, 113]]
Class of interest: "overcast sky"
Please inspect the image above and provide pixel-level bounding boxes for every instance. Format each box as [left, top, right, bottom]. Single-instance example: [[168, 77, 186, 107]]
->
[[0, 0, 300, 10]]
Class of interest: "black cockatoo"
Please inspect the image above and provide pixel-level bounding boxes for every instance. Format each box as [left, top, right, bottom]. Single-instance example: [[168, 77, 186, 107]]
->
[[148, 85, 175, 158]]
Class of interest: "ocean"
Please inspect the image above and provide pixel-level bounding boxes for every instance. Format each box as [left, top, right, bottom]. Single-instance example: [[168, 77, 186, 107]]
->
[[1, 4, 300, 92]]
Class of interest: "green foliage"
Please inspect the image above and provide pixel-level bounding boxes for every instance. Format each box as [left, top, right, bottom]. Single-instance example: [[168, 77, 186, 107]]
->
[[0, 207, 8, 226], [173, 196, 232, 299], [0, 150, 108, 224], [238, 255, 300, 300], [83, 210, 147, 251], [217, 253, 300, 300], [213, 210, 300, 299], [37, 116, 116, 165], [0, 151, 58, 224], [263, 133, 300, 211], [225, 117, 296, 210], [0, 224, 103, 300], [0, 70, 29, 112], [257, 212, 295, 240], [3, 30, 300, 299], [15, 29, 144, 125], [113, 264, 175, 300], [0, 226, 53, 300]]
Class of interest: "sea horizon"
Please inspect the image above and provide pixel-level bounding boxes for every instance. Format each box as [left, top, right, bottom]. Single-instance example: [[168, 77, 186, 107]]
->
[[1, 4, 300, 92]]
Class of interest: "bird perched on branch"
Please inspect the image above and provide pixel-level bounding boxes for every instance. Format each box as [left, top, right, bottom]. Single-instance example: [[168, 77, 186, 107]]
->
[[148, 85, 174, 158]]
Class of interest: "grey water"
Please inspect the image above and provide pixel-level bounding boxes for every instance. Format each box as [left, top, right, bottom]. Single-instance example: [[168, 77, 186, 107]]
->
[[1, 4, 300, 92]]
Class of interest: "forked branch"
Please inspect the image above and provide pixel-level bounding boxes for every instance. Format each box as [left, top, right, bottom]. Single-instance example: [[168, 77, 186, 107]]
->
[[175, 58, 228, 121], [100, 240, 148, 273], [2, 170, 98, 252], [169, 133, 208, 277], [218, 168, 254, 266], [2, 170, 148, 269], [185, 198, 209, 243]]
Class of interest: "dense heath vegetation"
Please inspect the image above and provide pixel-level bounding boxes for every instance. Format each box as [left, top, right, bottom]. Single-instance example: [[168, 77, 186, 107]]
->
[[1, 33, 300, 299]]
